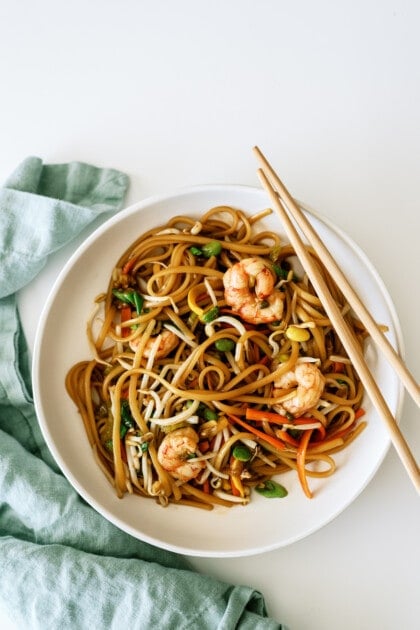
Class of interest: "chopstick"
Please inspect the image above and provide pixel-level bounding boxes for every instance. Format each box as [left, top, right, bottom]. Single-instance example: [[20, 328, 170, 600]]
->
[[254, 146, 420, 493]]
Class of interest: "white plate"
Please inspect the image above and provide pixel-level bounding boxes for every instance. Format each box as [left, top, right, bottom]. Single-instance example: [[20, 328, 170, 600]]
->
[[32, 185, 404, 558]]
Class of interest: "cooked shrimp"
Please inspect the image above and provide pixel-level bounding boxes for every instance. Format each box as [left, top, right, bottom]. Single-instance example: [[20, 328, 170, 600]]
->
[[272, 362, 325, 416], [223, 257, 285, 324], [129, 330, 178, 358], [157, 426, 206, 482]]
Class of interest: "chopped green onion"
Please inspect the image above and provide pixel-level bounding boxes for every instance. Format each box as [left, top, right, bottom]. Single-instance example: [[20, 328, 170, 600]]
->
[[112, 289, 144, 314], [273, 264, 289, 279], [189, 246, 203, 256], [201, 240, 222, 258], [203, 407, 218, 421], [201, 306, 219, 323], [232, 444, 252, 462], [120, 400, 136, 438], [214, 338, 235, 352], [255, 480, 288, 498]]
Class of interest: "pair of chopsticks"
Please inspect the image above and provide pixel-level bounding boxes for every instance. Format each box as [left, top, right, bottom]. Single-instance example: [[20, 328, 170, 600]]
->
[[254, 146, 420, 494]]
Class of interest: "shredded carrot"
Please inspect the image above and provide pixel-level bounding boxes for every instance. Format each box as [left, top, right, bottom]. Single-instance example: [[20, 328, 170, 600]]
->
[[122, 258, 137, 274], [275, 429, 300, 448], [246, 408, 287, 424], [230, 476, 242, 496], [202, 479, 210, 494], [120, 306, 132, 338], [245, 408, 326, 440], [296, 429, 313, 499], [227, 414, 286, 451], [333, 361, 345, 373], [355, 407, 366, 419]]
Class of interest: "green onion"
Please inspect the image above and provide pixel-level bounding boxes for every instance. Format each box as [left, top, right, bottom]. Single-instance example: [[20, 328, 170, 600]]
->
[[336, 378, 348, 386], [120, 400, 136, 438], [255, 480, 288, 498], [203, 407, 218, 421], [201, 240, 222, 258], [214, 338, 235, 352], [201, 306, 219, 323], [232, 444, 252, 462], [112, 289, 144, 314], [273, 264, 289, 279], [189, 246, 203, 256]]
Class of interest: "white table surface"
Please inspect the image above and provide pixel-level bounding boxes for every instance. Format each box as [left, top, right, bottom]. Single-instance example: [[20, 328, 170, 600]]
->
[[1, 1, 419, 629]]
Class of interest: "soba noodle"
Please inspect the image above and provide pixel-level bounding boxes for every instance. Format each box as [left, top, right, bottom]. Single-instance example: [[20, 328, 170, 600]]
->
[[66, 205, 367, 508]]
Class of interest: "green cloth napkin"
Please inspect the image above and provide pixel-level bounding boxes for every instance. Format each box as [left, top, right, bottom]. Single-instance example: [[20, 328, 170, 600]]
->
[[0, 157, 285, 629]]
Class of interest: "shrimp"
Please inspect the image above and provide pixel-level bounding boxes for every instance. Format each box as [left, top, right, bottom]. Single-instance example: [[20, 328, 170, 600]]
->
[[129, 330, 178, 358], [157, 426, 206, 482], [272, 362, 325, 416], [223, 257, 285, 324]]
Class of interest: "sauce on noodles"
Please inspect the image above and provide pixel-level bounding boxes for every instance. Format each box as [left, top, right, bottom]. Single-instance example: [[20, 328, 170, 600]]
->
[[65, 205, 367, 509]]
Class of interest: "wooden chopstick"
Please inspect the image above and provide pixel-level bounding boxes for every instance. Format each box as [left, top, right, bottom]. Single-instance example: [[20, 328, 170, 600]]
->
[[254, 145, 420, 409], [254, 146, 420, 493]]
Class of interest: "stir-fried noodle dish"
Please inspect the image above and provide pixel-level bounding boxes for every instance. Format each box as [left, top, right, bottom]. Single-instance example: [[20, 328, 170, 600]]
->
[[66, 205, 368, 510]]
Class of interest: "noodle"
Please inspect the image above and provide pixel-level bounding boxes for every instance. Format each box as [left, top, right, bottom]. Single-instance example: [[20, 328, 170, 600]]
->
[[66, 205, 368, 508]]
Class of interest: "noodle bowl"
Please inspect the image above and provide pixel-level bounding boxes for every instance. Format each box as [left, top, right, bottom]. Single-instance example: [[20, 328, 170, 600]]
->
[[66, 204, 368, 509]]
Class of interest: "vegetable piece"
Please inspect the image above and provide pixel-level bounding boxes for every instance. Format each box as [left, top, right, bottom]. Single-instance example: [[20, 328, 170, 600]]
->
[[201, 306, 219, 323], [122, 258, 138, 274], [187, 285, 219, 323], [227, 414, 286, 451], [120, 400, 136, 438], [232, 444, 252, 462], [202, 407, 218, 421], [245, 408, 326, 441], [112, 288, 144, 314], [273, 264, 288, 279], [201, 240, 222, 258], [255, 480, 288, 498], [245, 408, 287, 424], [214, 338, 235, 352], [189, 246, 203, 256], [274, 429, 300, 448], [120, 306, 132, 338], [285, 325, 310, 342], [296, 429, 313, 499]]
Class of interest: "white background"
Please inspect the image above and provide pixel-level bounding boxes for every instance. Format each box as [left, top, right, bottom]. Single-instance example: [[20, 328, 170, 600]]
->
[[1, 1, 419, 629]]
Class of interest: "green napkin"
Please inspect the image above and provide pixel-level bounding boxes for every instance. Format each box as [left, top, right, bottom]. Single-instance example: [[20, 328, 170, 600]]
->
[[0, 157, 285, 629]]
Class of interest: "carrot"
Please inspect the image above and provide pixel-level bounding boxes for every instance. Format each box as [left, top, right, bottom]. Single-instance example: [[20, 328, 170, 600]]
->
[[122, 258, 137, 274], [230, 476, 242, 497], [120, 306, 132, 338], [275, 430, 300, 448], [246, 408, 287, 424], [202, 479, 210, 494], [227, 414, 286, 451], [245, 407, 326, 440], [296, 429, 313, 499], [333, 361, 345, 373], [355, 407, 366, 419]]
